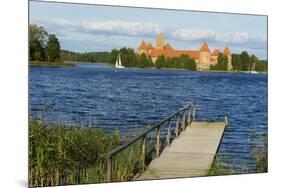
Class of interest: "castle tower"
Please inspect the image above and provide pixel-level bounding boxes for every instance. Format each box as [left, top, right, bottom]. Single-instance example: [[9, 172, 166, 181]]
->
[[137, 40, 148, 55], [223, 46, 232, 70], [156, 33, 165, 49], [198, 42, 211, 70]]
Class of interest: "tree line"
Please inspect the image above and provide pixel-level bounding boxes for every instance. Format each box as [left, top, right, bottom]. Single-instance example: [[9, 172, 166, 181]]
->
[[232, 51, 267, 72], [62, 46, 196, 70], [61, 46, 266, 72], [61, 50, 112, 63], [29, 24, 61, 62], [210, 52, 267, 72]]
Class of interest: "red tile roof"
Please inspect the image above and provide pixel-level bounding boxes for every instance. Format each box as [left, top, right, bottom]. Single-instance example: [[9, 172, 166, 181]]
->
[[174, 50, 200, 59], [138, 40, 148, 50], [211, 49, 221, 56], [147, 43, 154, 49], [164, 43, 173, 50]]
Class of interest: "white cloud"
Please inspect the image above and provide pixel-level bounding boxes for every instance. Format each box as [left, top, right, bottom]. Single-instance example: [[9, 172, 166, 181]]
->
[[38, 18, 163, 37], [171, 28, 216, 42], [33, 18, 267, 52], [169, 28, 266, 50], [216, 32, 249, 43]]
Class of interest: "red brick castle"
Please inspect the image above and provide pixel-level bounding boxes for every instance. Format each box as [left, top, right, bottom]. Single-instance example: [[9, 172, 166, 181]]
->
[[137, 34, 233, 70]]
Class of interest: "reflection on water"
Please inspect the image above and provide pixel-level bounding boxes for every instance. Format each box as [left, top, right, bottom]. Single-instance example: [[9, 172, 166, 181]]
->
[[29, 63, 267, 172]]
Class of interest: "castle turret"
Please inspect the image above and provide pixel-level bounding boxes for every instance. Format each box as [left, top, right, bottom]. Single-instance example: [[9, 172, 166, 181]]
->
[[198, 42, 211, 70], [137, 40, 148, 55], [156, 33, 165, 49], [223, 46, 232, 70]]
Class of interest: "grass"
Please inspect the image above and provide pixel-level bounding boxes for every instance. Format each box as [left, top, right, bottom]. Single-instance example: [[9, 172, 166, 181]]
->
[[29, 60, 75, 67], [28, 120, 144, 187], [206, 159, 236, 176], [252, 134, 268, 173]]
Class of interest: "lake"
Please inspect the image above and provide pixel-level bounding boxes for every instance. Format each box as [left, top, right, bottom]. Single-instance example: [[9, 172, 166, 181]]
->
[[29, 63, 267, 172]]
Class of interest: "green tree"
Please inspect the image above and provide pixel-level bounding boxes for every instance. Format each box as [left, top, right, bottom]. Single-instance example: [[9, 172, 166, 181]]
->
[[118, 47, 137, 67], [180, 55, 196, 70], [250, 55, 258, 71], [46, 34, 61, 62], [155, 55, 166, 69], [139, 53, 150, 68], [240, 51, 251, 71], [29, 24, 48, 61], [147, 56, 154, 67], [232, 54, 242, 71], [255, 60, 267, 72], [110, 49, 119, 65]]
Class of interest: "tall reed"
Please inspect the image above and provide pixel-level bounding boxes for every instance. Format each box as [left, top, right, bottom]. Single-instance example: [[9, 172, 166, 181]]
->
[[28, 120, 142, 187]]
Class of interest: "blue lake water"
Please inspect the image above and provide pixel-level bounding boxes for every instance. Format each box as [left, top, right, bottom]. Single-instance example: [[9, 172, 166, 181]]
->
[[29, 63, 267, 172]]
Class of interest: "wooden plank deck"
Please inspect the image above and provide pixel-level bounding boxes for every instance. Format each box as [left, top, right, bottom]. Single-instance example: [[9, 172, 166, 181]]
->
[[136, 121, 227, 180]]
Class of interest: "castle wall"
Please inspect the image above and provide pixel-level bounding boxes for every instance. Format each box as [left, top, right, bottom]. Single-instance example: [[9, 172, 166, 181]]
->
[[226, 55, 233, 70], [198, 51, 211, 70], [138, 49, 148, 55], [151, 57, 157, 64], [210, 56, 218, 65]]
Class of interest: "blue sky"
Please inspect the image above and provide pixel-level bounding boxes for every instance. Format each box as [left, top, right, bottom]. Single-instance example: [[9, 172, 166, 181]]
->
[[30, 1, 267, 59]]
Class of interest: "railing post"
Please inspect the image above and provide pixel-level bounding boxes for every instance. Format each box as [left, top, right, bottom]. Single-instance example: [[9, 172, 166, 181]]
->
[[166, 118, 171, 147], [107, 155, 112, 182], [156, 126, 161, 157], [187, 108, 191, 126], [225, 116, 228, 126], [192, 104, 196, 121], [141, 135, 146, 170], [181, 110, 186, 129], [175, 113, 180, 138]]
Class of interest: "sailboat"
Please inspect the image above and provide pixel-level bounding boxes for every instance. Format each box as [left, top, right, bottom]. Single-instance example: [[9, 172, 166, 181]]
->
[[115, 54, 124, 68]]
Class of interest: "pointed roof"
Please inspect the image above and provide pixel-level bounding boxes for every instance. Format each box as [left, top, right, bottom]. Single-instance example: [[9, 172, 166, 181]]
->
[[200, 42, 211, 52], [223, 46, 231, 55], [211, 49, 221, 56], [147, 43, 154, 49], [156, 33, 164, 38], [138, 40, 148, 50], [164, 43, 173, 50]]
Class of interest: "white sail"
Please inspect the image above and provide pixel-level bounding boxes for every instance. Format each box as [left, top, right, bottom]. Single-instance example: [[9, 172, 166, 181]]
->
[[115, 54, 124, 68], [118, 55, 122, 66]]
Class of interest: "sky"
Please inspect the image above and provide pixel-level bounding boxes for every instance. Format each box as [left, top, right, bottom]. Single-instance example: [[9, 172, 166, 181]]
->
[[29, 1, 268, 59]]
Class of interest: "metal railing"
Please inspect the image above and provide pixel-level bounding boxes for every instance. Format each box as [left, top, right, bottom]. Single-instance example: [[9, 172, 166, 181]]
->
[[106, 102, 196, 182]]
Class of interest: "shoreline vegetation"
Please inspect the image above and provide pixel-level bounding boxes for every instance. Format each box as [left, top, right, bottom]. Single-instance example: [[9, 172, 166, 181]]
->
[[30, 24, 267, 73], [29, 120, 144, 187], [29, 118, 267, 187]]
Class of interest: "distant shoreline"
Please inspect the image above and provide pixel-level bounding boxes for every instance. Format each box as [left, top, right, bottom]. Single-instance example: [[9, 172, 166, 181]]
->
[[31, 61, 267, 74], [29, 61, 75, 67]]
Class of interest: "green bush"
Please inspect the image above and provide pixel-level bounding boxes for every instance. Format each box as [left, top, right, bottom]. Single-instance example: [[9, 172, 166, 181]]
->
[[28, 120, 143, 187]]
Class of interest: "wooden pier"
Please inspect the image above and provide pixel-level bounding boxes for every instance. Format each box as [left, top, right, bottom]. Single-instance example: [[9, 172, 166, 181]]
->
[[136, 121, 227, 180], [106, 102, 227, 182]]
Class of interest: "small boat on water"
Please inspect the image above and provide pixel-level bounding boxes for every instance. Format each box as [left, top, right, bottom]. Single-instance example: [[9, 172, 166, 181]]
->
[[115, 54, 124, 68]]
